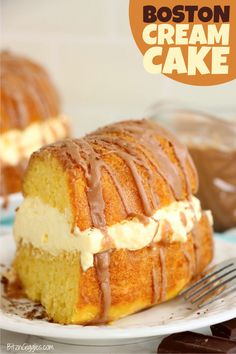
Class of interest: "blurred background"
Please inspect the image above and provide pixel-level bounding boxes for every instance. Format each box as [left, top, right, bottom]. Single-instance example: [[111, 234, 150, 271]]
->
[[1, 0, 236, 136]]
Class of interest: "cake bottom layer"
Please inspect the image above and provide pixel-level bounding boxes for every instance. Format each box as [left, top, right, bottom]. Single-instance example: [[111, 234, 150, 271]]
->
[[13, 213, 213, 325]]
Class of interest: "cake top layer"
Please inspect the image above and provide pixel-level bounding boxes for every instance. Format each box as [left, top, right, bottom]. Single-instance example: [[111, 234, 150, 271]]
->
[[25, 119, 198, 231], [0, 51, 60, 133]]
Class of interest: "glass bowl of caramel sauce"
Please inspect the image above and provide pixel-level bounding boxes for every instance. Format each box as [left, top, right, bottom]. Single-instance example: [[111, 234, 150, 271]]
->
[[149, 102, 236, 232]]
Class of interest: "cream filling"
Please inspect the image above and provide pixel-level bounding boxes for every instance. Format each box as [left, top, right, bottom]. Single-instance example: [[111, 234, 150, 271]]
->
[[14, 196, 211, 271], [0, 115, 69, 165]]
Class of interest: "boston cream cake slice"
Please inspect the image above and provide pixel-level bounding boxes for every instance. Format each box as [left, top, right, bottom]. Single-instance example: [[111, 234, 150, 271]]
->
[[13, 119, 214, 324]]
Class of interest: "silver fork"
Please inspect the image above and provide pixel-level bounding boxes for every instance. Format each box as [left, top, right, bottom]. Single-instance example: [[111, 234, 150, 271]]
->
[[180, 258, 236, 308]]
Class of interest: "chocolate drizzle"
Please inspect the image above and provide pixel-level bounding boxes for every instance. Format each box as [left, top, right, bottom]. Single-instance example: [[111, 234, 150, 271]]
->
[[159, 247, 167, 301], [192, 225, 200, 274], [92, 252, 111, 323], [182, 248, 194, 278], [150, 223, 160, 304], [93, 119, 198, 199], [34, 119, 198, 323], [151, 264, 159, 304], [47, 139, 112, 322], [150, 226, 168, 304], [93, 136, 159, 215]]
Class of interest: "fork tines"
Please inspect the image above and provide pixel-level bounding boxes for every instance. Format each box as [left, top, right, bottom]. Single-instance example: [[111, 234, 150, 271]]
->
[[181, 258, 236, 308]]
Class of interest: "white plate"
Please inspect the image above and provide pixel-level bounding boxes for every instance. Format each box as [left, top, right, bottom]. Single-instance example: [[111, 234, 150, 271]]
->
[[0, 193, 23, 223], [0, 232, 236, 345]]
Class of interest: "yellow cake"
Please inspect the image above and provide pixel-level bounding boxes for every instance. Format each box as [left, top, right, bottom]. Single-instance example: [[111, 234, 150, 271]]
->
[[13, 119, 214, 324]]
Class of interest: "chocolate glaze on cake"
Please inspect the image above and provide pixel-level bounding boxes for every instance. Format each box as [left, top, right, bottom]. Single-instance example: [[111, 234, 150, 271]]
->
[[32, 119, 199, 323]]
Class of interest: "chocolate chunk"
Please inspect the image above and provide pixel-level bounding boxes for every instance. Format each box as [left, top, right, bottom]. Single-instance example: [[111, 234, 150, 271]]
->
[[157, 331, 236, 353], [211, 318, 236, 341]]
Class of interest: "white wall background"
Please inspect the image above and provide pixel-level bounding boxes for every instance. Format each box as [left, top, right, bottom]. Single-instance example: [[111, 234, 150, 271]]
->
[[1, 0, 236, 136]]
